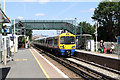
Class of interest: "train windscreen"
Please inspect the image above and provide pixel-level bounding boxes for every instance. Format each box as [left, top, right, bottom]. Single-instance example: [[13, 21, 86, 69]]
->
[[60, 36, 75, 44]]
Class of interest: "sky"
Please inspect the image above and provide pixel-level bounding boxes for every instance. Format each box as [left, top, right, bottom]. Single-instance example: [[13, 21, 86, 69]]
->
[[0, 0, 101, 36]]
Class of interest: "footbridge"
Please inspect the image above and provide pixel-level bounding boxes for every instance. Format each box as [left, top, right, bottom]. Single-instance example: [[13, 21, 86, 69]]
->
[[10, 20, 82, 35]]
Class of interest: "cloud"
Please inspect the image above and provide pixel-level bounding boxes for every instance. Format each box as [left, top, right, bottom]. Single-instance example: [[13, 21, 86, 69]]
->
[[23, 0, 36, 2], [35, 13, 45, 16], [23, 0, 50, 4], [38, 0, 50, 4], [90, 17, 93, 21], [17, 16, 23, 19], [79, 8, 95, 13], [89, 8, 95, 12], [64, 18, 74, 20], [2, 0, 103, 2], [59, 3, 77, 15], [62, 0, 68, 2]]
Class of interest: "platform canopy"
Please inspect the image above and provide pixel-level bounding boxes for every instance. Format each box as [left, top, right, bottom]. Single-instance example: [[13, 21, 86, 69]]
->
[[0, 8, 10, 34], [10, 20, 82, 35], [0, 8, 10, 23]]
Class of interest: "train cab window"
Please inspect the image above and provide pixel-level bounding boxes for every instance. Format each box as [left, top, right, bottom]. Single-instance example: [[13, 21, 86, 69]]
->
[[60, 36, 75, 44]]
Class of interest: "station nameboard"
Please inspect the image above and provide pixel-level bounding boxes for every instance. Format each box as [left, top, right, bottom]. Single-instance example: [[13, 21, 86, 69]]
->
[[118, 36, 120, 45]]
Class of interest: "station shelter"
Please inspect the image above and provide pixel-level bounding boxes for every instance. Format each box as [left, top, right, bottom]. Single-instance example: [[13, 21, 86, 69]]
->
[[0, 8, 11, 63]]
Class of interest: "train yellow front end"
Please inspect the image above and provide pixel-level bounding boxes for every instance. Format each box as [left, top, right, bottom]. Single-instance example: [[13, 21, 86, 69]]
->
[[58, 33, 76, 56]]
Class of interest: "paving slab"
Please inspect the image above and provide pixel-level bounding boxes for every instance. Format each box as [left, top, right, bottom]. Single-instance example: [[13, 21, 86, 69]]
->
[[0, 48, 69, 79], [5, 48, 46, 78], [76, 49, 119, 60]]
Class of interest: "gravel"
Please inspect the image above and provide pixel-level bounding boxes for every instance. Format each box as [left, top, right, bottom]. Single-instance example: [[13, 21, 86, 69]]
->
[[67, 58, 120, 79]]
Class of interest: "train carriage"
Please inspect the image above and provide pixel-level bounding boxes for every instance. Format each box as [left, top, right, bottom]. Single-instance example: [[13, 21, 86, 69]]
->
[[58, 32, 76, 56], [34, 32, 76, 56]]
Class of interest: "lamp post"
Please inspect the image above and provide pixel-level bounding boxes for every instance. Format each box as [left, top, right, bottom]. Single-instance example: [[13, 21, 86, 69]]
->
[[4, 0, 5, 13], [13, 19, 16, 55], [95, 21, 98, 52], [75, 18, 77, 35], [13, 19, 19, 54], [92, 18, 98, 52]]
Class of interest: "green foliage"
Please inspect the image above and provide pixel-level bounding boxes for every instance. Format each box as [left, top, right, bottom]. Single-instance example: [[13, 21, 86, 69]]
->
[[112, 0, 120, 2], [26, 29, 32, 41], [92, 0, 120, 42], [78, 21, 95, 39], [22, 36, 25, 44]]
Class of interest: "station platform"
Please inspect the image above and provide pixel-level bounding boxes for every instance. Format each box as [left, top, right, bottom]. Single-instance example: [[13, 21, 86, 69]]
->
[[76, 49, 119, 60], [0, 48, 69, 79], [75, 49, 120, 71]]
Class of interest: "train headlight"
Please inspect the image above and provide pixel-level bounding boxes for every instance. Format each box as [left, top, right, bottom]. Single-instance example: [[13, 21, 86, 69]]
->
[[72, 46, 75, 48], [61, 46, 64, 49]]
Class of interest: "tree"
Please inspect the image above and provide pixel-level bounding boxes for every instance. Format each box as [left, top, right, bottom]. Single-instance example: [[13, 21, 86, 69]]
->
[[26, 29, 32, 41], [92, 0, 120, 42], [0, 3, 1, 8], [78, 21, 95, 39]]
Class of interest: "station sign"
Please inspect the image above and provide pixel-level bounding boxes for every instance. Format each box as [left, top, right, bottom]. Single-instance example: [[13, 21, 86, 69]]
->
[[10, 34, 16, 39]]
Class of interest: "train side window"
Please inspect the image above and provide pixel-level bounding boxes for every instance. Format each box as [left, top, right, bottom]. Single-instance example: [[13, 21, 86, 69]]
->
[[48, 39, 52, 46], [46, 40, 47, 44], [40, 40, 42, 43], [43, 39, 44, 44], [55, 39, 58, 45], [48, 40, 50, 44], [42, 40, 44, 44]]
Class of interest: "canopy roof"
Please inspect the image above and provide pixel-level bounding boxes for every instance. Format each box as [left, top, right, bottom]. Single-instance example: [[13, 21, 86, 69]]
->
[[0, 8, 10, 23]]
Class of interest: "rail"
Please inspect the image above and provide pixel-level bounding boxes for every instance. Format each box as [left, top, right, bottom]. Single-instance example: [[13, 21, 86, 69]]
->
[[32, 44, 117, 80]]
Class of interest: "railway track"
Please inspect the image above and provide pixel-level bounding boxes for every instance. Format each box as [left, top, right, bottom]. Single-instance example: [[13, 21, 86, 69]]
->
[[71, 56, 120, 75], [32, 44, 118, 80]]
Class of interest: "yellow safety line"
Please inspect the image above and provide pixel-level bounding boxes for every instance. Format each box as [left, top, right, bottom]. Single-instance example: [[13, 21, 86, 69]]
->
[[15, 59, 28, 61], [29, 49, 50, 80]]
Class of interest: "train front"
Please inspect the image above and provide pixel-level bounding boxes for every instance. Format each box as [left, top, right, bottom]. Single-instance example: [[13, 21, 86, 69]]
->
[[58, 33, 76, 56]]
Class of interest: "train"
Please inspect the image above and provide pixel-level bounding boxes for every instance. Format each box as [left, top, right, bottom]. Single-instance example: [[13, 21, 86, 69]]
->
[[33, 32, 76, 56]]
